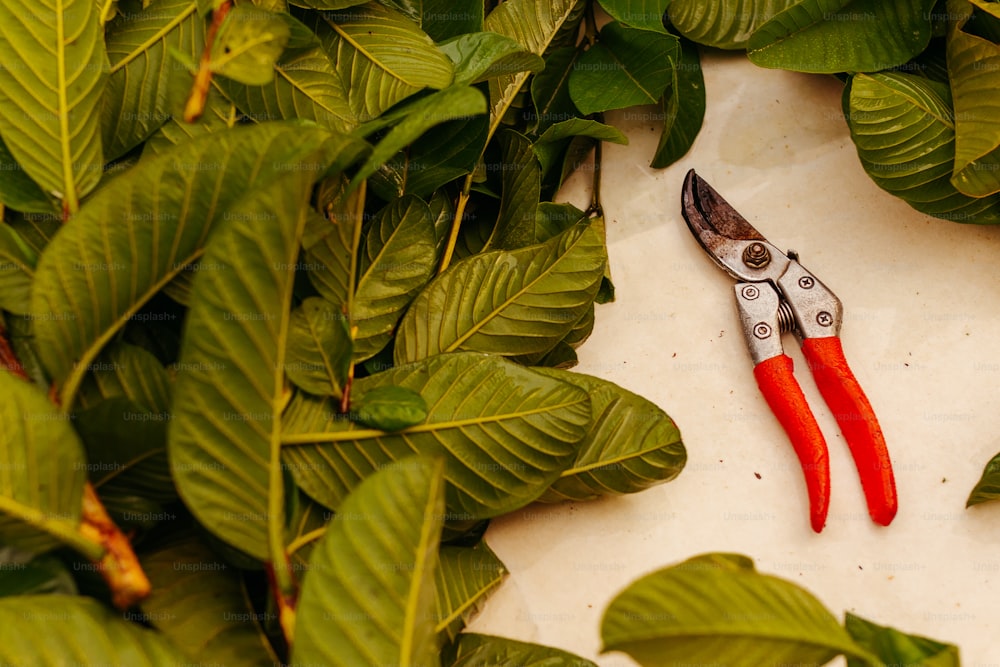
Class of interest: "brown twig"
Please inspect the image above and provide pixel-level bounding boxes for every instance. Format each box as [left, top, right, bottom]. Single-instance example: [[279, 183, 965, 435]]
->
[[183, 1, 233, 123]]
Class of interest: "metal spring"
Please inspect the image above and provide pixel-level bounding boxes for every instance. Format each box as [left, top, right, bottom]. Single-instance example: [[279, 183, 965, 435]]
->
[[777, 302, 796, 333]]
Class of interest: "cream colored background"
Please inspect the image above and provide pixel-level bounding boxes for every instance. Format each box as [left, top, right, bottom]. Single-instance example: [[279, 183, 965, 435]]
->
[[471, 50, 1000, 665]]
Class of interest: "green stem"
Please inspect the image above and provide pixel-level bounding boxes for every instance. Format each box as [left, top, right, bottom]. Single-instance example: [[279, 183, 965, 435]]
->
[[437, 180, 472, 275], [588, 112, 604, 218], [0, 495, 105, 561], [287, 527, 327, 556]]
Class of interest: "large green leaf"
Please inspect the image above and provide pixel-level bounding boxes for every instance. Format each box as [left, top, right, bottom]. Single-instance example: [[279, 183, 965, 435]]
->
[[435, 542, 507, 644], [487, 130, 542, 250], [845, 613, 959, 667], [0, 596, 188, 664], [947, 0, 1000, 196], [967, 451, 1000, 506], [529, 46, 582, 135], [281, 352, 591, 518], [599, 0, 670, 33], [484, 0, 586, 139], [217, 39, 356, 132], [350, 85, 487, 188], [321, 2, 454, 123], [352, 195, 437, 362], [668, 0, 799, 50], [450, 633, 599, 666], [0, 374, 97, 559], [394, 220, 605, 363], [845, 71, 1000, 222], [568, 21, 677, 115], [141, 84, 236, 156], [30, 123, 359, 407], [532, 119, 628, 177], [0, 0, 108, 213], [747, 0, 935, 73], [651, 37, 705, 168], [418, 0, 484, 41], [101, 0, 202, 162], [532, 368, 685, 502], [601, 553, 876, 666], [285, 296, 352, 398], [439, 32, 545, 86], [0, 136, 56, 214], [140, 534, 279, 667], [168, 142, 323, 561], [0, 223, 37, 315], [292, 457, 445, 667]]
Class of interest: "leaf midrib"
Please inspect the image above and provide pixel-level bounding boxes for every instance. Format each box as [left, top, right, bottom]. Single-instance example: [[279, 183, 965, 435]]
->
[[444, 226, 591, 353], [281, 397, 588, 445]]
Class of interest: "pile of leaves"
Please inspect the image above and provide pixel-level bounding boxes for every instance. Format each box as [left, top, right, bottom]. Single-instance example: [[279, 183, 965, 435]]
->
[[0, 0, 988, 664]]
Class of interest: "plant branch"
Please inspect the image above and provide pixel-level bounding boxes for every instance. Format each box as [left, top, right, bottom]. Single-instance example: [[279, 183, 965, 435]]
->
[[183, 1, 232, 122]]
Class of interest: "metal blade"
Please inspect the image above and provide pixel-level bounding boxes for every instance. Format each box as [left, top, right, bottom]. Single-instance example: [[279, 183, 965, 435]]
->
[[680, 169, 789, 283]]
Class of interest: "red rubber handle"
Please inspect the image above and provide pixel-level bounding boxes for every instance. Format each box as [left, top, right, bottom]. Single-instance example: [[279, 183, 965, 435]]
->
[[801, 337, 897, 526], [753, 354, 831, 533]]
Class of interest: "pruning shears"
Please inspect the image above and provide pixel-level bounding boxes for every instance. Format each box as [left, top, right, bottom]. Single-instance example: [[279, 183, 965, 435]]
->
[[680, 169, 897, 532]]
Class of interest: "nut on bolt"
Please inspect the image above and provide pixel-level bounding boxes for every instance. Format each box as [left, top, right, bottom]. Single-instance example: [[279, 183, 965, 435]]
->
[[742, 242, 771, 269]]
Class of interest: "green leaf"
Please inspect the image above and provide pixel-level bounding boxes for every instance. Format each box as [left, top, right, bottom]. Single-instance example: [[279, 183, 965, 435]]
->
[[439, 32, 545, 86], [168, 137, 326, 560], [395, 220, 605, 363], [601, 553, 876, 667], [435, 542, 507, 643], [844, 613, 960, 667], [599, 0, 669, 32], [529, 46, 582, 135], [292, 456, 445, 667], [304, 175, 364, 308], [0, 0, 109, 213], [76, 339, 173, 412], [353, 385, 429, 431], [0, 374, 96, 559], [488, 130, 542, 250], [281, 352, 591, 518], [350, 85, 488, 188], [141, 84, 236, 156], [285, 296, 352, 398], [0, 554, 76, 597], [747, 0, 936, 73], [947, 0, 1000, 196], [0, 596, 188, 664], [30, 123, 361, 408], [420, 0, 484, 41], [484, 0, 587, 139], [140, 534, 279, 667], [668, 0, 800, 50], [450, 633, 599, 666], [532, 368, 685, 502], [0, 223, 37, 315], [321, 2, 454, 122], [101, 0, 202, 162], [967, 451, 1000, 506], [845, 71, 1000, 222], [210, 5, 290, 85], [533, 119, 628, 176], [651, 37, 705, 168], [288, 0, 367, 9], [217, 38, 356, 132], [0, 136, 56, 214], [369, 115, 489, 200], [352, 195, 437, 361], [569, 21, 678, 115]]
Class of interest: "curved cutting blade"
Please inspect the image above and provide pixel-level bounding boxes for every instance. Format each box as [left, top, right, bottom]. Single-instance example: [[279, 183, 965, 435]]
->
[[681, 169, 789, 283]]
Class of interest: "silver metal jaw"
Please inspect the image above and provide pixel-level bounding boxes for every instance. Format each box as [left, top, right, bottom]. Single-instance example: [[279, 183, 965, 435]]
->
[[735, 260, 843, 365]]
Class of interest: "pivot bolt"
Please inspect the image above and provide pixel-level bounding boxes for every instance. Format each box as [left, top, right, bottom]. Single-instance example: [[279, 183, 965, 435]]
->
[[753, 323, 772, 339], [816, 311, 833, 327], [742, 242, 771, 269], [798, 276, 815, 289], [741, 285, 760, 300]]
